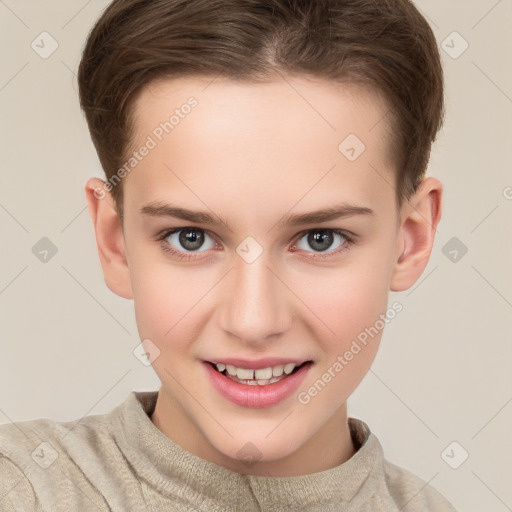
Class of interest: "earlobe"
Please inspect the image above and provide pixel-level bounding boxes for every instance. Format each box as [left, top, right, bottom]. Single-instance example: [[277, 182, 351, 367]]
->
[[390, 177, 443, 292], [85, 178, 133, 299]]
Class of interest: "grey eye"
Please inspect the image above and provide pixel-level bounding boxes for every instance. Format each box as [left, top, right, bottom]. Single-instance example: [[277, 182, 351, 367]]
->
[[296, 230, 347, 253], [166, 228, 215, 252]]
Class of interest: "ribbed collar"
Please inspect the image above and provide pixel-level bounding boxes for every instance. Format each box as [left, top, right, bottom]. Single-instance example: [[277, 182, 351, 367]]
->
[[109, 390, 384, 510]]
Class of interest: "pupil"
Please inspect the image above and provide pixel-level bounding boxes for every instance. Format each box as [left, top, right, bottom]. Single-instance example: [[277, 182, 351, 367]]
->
[[308, 230, 333, 252], [180, 228, 204, 251]]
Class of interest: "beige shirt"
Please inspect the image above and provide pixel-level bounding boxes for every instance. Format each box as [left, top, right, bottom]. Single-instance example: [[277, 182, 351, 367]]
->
[[0, 390, 457, 511]]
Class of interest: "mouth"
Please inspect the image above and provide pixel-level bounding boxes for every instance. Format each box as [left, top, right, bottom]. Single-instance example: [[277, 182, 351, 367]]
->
[[204, 359, 313, 408], [206, 360, 312, 386]]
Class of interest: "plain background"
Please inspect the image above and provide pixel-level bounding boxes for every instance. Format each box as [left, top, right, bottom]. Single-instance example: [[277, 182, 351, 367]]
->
[[0, 1, 511, 511]]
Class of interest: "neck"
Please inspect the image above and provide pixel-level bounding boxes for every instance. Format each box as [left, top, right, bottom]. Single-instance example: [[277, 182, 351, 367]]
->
[[150, 388, 356, 477]]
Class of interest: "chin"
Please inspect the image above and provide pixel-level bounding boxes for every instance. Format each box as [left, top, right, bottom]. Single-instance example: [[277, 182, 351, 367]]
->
[[211, 429, 306, 468]]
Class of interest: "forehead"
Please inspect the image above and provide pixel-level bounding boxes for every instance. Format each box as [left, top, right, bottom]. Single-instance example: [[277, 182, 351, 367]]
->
[[131, 75, 391, 146], [125, 75, 396, 223]]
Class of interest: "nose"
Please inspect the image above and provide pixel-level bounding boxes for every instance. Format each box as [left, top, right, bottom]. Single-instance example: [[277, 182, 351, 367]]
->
[[219, 250, 292, 347]]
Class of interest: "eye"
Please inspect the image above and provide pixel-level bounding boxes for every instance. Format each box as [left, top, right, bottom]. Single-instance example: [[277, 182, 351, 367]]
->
[[292, 228, 354, 259], [158, 227, 217, 259], [156, 226, 355, 261]]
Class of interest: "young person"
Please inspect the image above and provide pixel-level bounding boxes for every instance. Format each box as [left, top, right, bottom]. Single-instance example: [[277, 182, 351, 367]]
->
[[0, 0, 457, 510]]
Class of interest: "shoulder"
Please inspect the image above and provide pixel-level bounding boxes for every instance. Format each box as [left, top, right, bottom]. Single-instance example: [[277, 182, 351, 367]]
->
[[0, 454, 42, 511], [381, 457, 458, 512], [0, 411, 111, 465], [0, 411, 115, 511]]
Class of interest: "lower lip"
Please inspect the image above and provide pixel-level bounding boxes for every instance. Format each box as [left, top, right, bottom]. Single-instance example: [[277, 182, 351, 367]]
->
[[204, 361, 311, 408]]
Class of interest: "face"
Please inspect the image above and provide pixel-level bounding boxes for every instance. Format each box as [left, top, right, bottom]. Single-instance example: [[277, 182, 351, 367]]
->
[[98, 75, 425, 476]]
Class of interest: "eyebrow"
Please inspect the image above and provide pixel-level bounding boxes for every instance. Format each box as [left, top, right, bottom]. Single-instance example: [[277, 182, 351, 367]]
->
[[140, 201, 374, 229]]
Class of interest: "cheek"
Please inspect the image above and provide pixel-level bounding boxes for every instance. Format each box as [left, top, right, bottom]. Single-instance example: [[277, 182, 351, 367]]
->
[[130, 260, 201, 341], [131, 268, 205, 387], [297, 268, 389, 410], [301, 259, 390, 341]]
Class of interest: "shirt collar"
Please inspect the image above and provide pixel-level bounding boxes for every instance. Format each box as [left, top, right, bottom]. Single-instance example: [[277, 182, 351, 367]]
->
[[109, 390, 384, 509]]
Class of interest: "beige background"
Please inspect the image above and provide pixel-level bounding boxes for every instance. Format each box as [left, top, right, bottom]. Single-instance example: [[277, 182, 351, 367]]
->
[[1, 1, 511, 510]]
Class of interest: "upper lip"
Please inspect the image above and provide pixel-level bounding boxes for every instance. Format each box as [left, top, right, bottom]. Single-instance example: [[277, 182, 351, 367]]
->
[[206, 357, 310, 370]]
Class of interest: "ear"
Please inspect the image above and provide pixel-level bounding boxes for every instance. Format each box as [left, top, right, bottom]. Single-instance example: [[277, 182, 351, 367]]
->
[[390, 177, 443, 292], [85, 178, 133, 299]]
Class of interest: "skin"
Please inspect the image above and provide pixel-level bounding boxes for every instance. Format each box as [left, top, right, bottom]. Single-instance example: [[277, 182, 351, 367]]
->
[[85, 75, 442, 477]]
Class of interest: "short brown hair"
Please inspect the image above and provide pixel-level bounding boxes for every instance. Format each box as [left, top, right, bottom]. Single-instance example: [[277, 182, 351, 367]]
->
[[78, 0, 444, 219]]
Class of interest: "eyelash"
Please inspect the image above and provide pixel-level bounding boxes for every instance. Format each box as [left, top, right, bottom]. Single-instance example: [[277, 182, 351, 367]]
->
[[155, 227, 356, 261]]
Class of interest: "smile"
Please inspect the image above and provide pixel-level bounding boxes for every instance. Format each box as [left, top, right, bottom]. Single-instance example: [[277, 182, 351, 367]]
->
[[213, 362, 304, 385], [203, 360, 313, 408]]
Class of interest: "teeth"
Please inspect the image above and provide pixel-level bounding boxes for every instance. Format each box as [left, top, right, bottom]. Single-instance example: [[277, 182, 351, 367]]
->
[[214, 362, 301, 380], [254, 367, 272, 380], [284, 363, 296, 374], [272, 365, 284, 377], [236, 368, 254, 380], [225, 364, 237, 376]]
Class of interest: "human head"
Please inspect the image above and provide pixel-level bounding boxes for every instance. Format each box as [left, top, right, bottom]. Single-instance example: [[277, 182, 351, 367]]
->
[[78, 0, 444, 221], [80, 0, 444, 476]]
